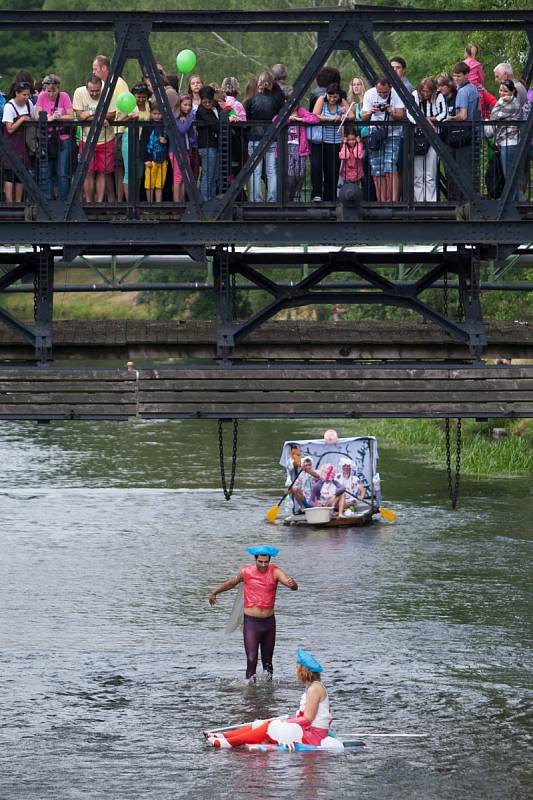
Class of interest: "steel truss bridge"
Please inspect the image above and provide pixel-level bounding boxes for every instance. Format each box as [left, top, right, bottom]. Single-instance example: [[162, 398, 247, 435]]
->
[[0, 7, 533, 423]]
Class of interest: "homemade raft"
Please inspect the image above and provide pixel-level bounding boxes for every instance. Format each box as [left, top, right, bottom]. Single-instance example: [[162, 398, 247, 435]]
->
[[283, 507, 374, 527], [279, 435, 381, 528]]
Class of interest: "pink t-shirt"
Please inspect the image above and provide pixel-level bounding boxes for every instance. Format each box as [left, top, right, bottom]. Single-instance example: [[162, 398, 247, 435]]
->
[[464, 58, 484, 91], [36, 91, 73, 140], [242, 563, 278, 609]]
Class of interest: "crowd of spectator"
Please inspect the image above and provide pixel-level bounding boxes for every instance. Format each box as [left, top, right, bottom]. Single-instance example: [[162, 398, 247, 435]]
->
[[0, 45, 532, 206]]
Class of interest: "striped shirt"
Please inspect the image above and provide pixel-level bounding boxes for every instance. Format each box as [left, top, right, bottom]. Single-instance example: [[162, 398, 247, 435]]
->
[[321, 102, 343, 144]]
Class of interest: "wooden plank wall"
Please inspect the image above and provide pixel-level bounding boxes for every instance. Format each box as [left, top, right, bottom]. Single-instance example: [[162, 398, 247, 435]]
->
[[0, 320, 531, 360], [0, 365, 531, 420]]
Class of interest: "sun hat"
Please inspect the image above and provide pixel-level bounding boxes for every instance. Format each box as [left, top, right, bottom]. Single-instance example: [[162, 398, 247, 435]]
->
[[247, 545, 279, 557], [297, 646, 323, 673]]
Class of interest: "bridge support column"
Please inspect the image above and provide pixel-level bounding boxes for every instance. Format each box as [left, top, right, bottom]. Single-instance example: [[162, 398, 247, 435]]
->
[[456, 252, 486, 359], [214, 246, 236, 359], [33, 246, 54, 362]]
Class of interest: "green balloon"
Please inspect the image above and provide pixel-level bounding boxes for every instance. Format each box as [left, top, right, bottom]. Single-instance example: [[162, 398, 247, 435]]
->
[[176, 49, 197, 74], [116, 91, 137, 114]]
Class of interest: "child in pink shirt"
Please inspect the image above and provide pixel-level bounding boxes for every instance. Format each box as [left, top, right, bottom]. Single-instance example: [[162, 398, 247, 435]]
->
[[464, 43, 484, 91], [338, 127, 364, 187]]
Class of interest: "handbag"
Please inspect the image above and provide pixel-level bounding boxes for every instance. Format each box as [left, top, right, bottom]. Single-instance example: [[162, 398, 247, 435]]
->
[[485, 149, 505, 198], [46, 94, 61, 160], [23, 102, 38, 155], [368, 125, 387, 151], [47, 128, 59, 159], [413, 98, 430, 156], [440, 96, 472, 148], [414, 127, 430, 156], [446, 125, 472, 148]]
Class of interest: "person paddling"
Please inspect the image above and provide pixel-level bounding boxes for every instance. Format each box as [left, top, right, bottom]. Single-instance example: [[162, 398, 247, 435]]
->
[[208, 545, 298, 684]]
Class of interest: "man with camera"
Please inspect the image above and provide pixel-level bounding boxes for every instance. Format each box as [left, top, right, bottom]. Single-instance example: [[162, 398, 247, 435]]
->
[[362, 77, 405, 202]]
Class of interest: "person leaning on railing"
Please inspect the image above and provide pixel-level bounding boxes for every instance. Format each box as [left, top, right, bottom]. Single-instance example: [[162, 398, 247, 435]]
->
[[441, 61, 480, 201], [1, 80, 35, 203], [219, 77, 247, 190], [347, 75, 372, 200], [407, 77, 447, 203], [311, 82, 352, 202], [35, 74, 74, 202], [72, 74, 117, 203], [485, 79, 523, 200], [243, 69, 284, 203], [195, 85, 221, 202], [92, 54, 130, 202], [361, 77, 406, 203], [120, 82, 150, 202]]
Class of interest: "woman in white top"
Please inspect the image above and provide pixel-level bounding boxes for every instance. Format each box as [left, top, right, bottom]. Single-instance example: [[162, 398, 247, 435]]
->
[[407, 77, 447, 202], [2, 80, 35, 203], [285, 646, 332, 745]]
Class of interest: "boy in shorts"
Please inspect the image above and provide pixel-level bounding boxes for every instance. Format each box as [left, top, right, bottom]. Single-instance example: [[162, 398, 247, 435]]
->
[[142, 102, 168, 203]]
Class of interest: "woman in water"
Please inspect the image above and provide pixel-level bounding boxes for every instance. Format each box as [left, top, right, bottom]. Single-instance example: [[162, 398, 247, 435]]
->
[[205, 647, 333, 748]]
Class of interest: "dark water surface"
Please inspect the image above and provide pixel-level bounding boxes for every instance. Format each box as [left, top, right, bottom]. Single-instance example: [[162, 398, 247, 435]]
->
[[0, 419, 532, 799]]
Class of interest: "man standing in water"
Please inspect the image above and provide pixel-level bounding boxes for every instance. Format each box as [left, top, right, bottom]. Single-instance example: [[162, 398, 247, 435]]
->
[[208, 545, 298, 684]]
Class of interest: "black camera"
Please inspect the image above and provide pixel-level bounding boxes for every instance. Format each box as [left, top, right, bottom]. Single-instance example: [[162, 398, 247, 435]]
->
[[377, 102, 388, 112]]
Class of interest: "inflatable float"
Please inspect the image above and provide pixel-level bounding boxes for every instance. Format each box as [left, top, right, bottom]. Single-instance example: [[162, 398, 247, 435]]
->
[[203, 717, 365, 752], [244, 741, 365, 752]]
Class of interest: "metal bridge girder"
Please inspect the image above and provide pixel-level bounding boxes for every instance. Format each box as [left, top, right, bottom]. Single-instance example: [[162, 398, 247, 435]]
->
[[0, 251, 54, 360], [212, 250, 487, 359]]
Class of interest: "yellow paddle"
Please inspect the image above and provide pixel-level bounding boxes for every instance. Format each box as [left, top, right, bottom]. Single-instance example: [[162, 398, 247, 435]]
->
[[345, 489, 396, 522], [266, 469, 301, 523], [376, 504, 396, 522]]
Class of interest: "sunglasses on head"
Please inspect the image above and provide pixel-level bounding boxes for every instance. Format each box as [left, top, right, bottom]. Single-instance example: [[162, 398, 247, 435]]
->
[[15, 82, 31, 92], [43, 80, 59, 86]]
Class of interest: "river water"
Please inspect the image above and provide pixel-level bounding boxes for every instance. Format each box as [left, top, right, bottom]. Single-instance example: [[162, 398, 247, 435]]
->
[[0, 419, 532, 799]]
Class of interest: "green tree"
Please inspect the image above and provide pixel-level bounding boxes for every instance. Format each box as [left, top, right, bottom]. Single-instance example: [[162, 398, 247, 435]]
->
[[0, 0, 57, 91]]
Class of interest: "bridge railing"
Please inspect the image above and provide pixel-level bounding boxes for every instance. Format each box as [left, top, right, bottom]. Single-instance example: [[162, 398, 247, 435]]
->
[[0, 116, 530, 216]]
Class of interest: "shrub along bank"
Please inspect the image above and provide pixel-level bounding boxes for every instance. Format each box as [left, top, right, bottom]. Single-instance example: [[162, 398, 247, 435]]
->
[[345, 418, 533, 477]]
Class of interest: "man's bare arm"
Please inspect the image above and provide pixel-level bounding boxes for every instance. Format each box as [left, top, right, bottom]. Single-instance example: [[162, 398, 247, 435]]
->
[[209, 570, 243, 606], [275, 567, 298, 591]]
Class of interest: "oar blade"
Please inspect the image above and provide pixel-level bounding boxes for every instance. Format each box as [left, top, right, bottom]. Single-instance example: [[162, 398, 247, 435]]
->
[[379, 506, 396, 522], [265, 503, 281, 523]]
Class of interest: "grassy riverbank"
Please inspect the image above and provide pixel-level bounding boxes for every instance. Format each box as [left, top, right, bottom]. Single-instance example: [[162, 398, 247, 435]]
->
[[0, 269, 151, 321], [346, 418, 533, 477]]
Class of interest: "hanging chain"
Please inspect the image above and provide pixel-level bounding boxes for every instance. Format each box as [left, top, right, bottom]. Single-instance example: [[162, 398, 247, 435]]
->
[[33, 269, 38, 321], [445, 417, 462, 510], [218, 418, 239, 501], [457, 291, 465, 322], [231, 269, 236, 320]]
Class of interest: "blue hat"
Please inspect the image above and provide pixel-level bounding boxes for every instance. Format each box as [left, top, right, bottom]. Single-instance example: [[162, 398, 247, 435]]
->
[[247, 545, 279, 558], [297, 646, 323, 673]]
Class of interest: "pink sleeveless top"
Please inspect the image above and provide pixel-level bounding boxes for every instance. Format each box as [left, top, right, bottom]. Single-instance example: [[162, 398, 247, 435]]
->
[[242, 563, 278, 609]]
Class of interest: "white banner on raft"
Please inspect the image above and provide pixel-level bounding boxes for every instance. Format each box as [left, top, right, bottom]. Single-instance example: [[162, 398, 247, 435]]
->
[[279, 436, 378, 499]]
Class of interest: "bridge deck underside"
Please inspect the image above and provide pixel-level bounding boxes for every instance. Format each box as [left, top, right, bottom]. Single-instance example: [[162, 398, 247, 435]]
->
[[0, 365, 531, 421], [0, 321, 531, 362]]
